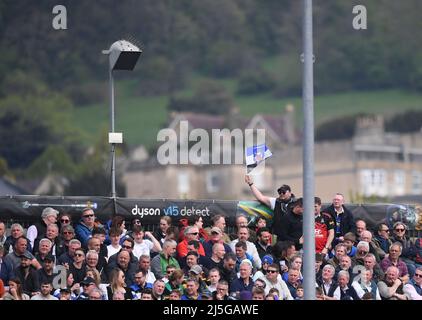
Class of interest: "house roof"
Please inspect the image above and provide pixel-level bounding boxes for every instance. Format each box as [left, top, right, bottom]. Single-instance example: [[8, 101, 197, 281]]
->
[[0, 177, 30, 195], [168, 112, 293, 143], [261, 115, 288, 140], [169, 113, 226, 131]]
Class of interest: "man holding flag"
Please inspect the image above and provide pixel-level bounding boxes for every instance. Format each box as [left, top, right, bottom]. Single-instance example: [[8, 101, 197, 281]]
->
[[244, 144, 296, 242]]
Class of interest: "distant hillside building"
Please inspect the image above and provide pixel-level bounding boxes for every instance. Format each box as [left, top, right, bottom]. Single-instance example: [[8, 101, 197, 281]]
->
[[124, 106, 297, 199], [278, 115, 422, 202], [124, 114, 422, 203]]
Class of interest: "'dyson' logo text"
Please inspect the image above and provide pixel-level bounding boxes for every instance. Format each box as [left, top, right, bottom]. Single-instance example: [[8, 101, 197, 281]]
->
[[131, 205, 161, 218], [163, 205, 210, 217]]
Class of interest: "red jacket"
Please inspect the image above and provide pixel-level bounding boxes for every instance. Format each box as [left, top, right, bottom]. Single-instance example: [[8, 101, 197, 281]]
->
[[177, 239, 205, 258]]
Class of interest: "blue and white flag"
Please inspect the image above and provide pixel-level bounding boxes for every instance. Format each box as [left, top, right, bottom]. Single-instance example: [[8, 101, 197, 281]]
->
[[245, 144, 272, 174]]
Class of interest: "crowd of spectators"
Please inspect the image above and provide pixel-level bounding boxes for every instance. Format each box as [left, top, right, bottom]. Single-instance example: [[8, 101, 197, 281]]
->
[[0, 185, 421, 300]]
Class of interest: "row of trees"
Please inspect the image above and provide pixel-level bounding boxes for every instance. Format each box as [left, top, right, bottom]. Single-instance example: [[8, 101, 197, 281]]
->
[[0, 71, 124, 195], [316, 110, 422, 142], [1, 0, 421, 196], [0, 0, 421, 102]]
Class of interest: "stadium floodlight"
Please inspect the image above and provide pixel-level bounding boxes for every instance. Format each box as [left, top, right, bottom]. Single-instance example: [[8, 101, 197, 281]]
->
[[102, 40, 142, 198], [102, 40, 142, 71]]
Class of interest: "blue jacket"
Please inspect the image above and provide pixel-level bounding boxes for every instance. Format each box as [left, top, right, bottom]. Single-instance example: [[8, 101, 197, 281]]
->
[[75, 220, 93, 247], [229, 277, 254, 295], [0, 258, 14, 285], [235, 253, 254, 273]]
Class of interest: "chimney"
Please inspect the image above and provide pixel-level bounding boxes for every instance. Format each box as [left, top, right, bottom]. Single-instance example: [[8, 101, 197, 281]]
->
[[284, 104, 296, 145]]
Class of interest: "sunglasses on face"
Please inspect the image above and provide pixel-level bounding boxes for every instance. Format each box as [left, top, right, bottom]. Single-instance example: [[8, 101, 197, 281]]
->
[[267, 270, 278, 273], [395, 228, 405, 232], [83, 283, 94, 287], [83, 214, 94, 218], [75, 253, 84, 257], [60, 219, 70, 223], [122, 245, 132, 249], [414, 273, 422, 278], [189, 232, 199, 236], [63, 231, 73, 235]]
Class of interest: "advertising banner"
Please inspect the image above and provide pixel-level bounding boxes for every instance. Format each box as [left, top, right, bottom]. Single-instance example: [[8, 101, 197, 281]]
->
[[0, 195, 421, 230]]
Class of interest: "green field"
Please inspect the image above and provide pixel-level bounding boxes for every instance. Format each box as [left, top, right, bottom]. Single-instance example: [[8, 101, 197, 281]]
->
[[71, 78, 422, 149]]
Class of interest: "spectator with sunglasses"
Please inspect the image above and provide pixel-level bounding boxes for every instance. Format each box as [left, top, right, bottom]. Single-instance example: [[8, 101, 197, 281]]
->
[[106, 238, 138, 278], [403, 266, 422, 300], [60, 225, 76, 250], [58, 213, 72, 230], [259, 263, 293, 300], [245, 175, 296, 242], [69, 248, 87, 284], [75, 208, 96, 247], [125, 218, 142, 240], [374, 223, 393, 254], [177, 226, 205, 259], [391, 222, 417, 275]]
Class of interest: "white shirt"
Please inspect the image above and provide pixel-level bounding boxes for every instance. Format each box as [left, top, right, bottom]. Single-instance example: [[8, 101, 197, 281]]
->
[[270, 198, 277, 210], [261, 276, 293, 300], [133, 240, 154, 260], [107, 244, 121, 259], [31, 294, 58, 300], [146, 270, 156, 284], [253, 270, 282, 282], [229, 239, 262, 269], [26, 225, 38, 249], [403, 283, 422, 300], [322, 280, 334, 297], [208, 284, 217, 293], [352, 280, 381, 300]]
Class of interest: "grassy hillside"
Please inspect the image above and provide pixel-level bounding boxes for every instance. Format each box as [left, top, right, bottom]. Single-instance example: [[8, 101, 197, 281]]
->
[[71, 78, 422, 149]]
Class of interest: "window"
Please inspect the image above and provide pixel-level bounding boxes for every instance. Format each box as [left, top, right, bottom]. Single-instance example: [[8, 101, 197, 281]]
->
[[206, 171, 220, 193], [411, 171, 422, 194], [360, 169, 387, 196], [393, 170, 405, 196], [177, 171, 190, 195]]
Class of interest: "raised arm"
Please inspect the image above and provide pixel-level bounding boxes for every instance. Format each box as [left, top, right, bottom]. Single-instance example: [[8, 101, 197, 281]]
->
[[145, 231, 162, 253], [245, 175, 272, 208]]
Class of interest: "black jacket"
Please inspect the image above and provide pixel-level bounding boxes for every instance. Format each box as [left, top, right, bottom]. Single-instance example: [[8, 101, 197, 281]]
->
[[323, 204, 355, 237], [278, 211, 303, 250], [15, 266, 40, 295], [272, 196, 296, 240], [255, 240, 273, 260]]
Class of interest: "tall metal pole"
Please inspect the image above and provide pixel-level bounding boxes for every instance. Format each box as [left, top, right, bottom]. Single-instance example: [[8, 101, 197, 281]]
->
[[109, 68, 116, 198], [302, 0, 316, 300]]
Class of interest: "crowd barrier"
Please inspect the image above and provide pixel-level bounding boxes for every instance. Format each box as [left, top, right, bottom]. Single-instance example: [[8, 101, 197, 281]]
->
[[0, 195, 421, 235]]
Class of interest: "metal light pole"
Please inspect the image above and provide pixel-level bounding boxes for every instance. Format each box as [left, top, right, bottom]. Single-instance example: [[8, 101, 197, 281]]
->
[[302, 0, 316, 300], [102, 40, 142, 198]]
